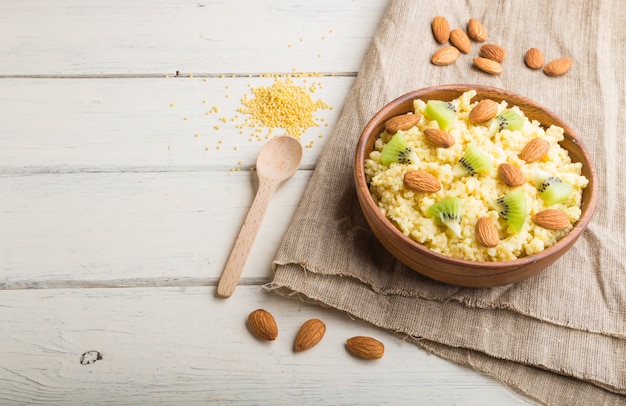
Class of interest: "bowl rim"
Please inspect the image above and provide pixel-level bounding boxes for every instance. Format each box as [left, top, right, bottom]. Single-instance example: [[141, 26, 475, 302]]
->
[[354, 84, 598, 274]]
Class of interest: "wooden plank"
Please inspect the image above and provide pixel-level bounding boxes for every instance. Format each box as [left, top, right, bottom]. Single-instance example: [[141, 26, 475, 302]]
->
[[0, 170, 311, 287], [0, 0, 387, 75], [0, 286, 530, 405], [0, 76, 355, 171]]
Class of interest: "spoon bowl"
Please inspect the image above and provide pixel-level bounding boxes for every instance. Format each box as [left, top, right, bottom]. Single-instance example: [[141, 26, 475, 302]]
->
[[217, 135, 303, 298]]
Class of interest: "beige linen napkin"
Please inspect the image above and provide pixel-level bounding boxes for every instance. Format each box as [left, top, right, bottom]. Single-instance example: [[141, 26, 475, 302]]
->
[[271, 0, 626, 404]]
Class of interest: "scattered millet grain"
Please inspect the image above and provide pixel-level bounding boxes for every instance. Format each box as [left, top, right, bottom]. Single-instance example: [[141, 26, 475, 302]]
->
[[236, 76, 330, 139]]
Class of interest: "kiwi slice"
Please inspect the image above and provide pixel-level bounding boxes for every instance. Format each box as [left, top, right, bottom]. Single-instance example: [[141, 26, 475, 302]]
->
[[425, 100, 457, 130], [495, 190, 527, 233], [453, 143, 493, 176], [493, 109, 523, 131], [532, 169, 574, 206], [380, 131, 419, 166], [428, 196, 463, 237]]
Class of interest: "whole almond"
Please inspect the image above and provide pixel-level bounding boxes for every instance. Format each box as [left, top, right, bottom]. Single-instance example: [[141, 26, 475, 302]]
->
[[469, 99, 499, 124], [520, 138, 550, 162], [498, 163, 525, 187], [403, 170, 441, 193], [475, 217, 499, 248], [423, 128, 455, 148], [432, 16, 451, 44], [346, 336, 385, 360], [467, 18, 488, 42], [449, 28, 471, 53], [385, 113, 421, 134], [543, 58, 573, 77], [431, 46, 460, 66], [479, 44, 507, 62], [524, 48, 545, 69], [533, 209, 571, 230], [294, 319, 326, 352], [247, 309, 278, 340], [474, 57, 502, 75]]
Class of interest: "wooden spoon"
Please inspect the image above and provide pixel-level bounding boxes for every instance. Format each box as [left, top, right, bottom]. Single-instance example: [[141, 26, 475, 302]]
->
[[217, 135, 303, 298]]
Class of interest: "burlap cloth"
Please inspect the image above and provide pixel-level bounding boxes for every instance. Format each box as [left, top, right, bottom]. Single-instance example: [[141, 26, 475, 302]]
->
[[270, 1, 625, 404]]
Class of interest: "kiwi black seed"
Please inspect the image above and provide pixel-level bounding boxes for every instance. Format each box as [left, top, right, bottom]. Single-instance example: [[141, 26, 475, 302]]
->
[[380, 131, 419, 166], [453, 143, 493, 176], [495, 190, 527, 233], [532, 169, 574, 206], [428, 196, 463, 237]]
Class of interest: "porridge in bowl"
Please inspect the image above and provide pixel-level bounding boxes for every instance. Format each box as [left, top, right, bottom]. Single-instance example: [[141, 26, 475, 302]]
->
[[364, 90, 589, 262]]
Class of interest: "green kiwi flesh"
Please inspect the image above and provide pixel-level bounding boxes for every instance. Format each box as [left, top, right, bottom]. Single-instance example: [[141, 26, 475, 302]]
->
[[532, 169, 574, 206], [380, 131, 419, 166], [494, 109, 523, 131], [428, 196, 463, 237], [425, 100, 457, 130], [453, 143, 493, 176], [495, 189, 527, 233]]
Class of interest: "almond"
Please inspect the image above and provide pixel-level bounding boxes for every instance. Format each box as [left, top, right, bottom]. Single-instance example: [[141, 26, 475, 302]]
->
[[385, 113, 421, 134], [431, 46, 460, 66], [524, 48, 545, 69], [431, 16, 451, 44], [473, 57, 502, 75], [346, 336, 384, 360], [423, 128, 455, 148], [520, 138, 550, 162], [543, 58, 573, 77], [449, 28, 471, 53], [403, 170, 441, 193], [475, 217, 499, 248], [498, 163, 525, 187], [467, 18, 488, 42], [533, 209, 571, 230], [247, 309, 278, 340], [294, 319, 326, 352], [479, 44, 507, 62], [469, 99, 499, 124]]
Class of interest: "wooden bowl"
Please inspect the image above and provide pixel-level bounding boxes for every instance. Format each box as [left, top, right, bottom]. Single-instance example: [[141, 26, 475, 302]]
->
[[354, 85, 598, 287]]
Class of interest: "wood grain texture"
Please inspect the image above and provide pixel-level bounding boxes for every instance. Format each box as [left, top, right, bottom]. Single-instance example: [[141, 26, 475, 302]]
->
[[0, 286, 529, 405], [0, 0, 534, 403], [0, 0, 387, 75]]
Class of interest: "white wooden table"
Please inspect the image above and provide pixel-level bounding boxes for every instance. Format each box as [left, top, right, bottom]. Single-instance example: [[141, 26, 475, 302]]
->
[[1, 1, 532, 404]]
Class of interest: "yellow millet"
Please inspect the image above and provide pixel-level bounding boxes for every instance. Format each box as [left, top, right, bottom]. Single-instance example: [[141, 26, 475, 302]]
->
[[237, 77, 330, 139]]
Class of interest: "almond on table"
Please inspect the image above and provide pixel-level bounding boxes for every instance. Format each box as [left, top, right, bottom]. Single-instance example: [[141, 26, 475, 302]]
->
[[346, 336, 385, 360]]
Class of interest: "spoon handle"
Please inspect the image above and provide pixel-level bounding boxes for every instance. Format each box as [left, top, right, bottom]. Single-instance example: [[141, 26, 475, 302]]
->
[[217, 178, 279, 298]]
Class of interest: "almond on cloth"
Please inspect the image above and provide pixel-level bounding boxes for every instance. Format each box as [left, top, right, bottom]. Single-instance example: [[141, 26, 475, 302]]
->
[[524, 48, 545, 69], [474, 57, 502, 75], [431, 16, 451, 44], [467, 18, 488, 41], [247, 309, 278, 340], [346, 336, 385, 360], [294, 319, 326, 352], [431, 46, 460, 66], [479, 44, 507, 62], [543, 58, 573, 77], [449, 28, 471, 53], [385, 113, 421, 134]]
